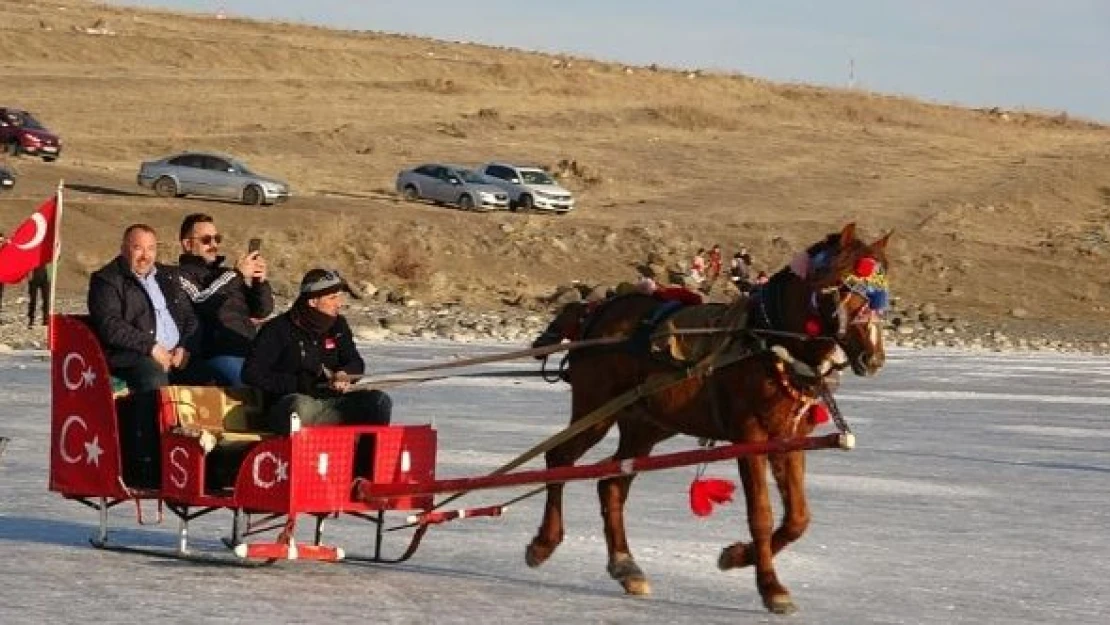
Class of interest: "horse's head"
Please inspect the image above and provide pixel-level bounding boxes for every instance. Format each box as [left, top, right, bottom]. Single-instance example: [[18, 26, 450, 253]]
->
[[759, 223, 892, 377], [800, 223, 892, 376]]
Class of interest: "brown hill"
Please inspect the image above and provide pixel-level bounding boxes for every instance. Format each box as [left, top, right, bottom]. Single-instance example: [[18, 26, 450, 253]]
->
[[2, 0, 1109, 340]]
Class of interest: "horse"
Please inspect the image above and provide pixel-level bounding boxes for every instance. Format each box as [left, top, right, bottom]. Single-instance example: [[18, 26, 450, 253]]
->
[[526, 223, 891, 614]]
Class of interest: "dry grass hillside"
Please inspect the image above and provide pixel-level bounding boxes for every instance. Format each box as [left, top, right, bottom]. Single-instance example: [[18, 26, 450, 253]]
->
[[2, 0, 1109, 339]]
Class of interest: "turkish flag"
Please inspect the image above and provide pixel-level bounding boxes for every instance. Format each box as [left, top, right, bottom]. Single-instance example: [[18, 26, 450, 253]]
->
[[0, 194, 58, 283]]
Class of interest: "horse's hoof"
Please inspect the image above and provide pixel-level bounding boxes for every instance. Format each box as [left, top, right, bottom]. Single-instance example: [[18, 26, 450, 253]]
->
[[717, 543, 752, 571], [608, 554, 652, 596], [526, 539, 558, 568], [764, 594, 797, 615], [524, 544, 546, 568], [621, 576, 652, 596]]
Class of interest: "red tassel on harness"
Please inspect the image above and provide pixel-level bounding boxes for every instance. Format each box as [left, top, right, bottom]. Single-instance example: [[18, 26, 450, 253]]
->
[[689, 478, 736, 517], [809, 403, 830, 425], [804, 317, 822, 337]]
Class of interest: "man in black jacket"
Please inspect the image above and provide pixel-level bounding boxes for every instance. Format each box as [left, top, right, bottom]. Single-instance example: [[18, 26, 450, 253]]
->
[[87, 224, 209, 487], [177, 213, 273, 386], [88, 224, 205, 390], [243, 268, 391, 434]]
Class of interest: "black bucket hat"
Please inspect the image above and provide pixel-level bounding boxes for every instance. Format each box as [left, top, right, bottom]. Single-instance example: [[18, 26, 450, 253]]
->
[[298, 268, 362, 299]]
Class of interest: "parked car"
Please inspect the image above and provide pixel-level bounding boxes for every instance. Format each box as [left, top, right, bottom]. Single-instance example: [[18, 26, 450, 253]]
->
[[0, 163, 14, 191], [0, 107, 62, 162], [137, 151, 290, 206], [396, 163, 509, 210], [479, 162, 575, 213]]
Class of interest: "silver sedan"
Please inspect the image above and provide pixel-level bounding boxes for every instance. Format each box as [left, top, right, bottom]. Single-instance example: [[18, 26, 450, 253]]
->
[[137, 151, 291, 206], [396, 163, 509, 210]]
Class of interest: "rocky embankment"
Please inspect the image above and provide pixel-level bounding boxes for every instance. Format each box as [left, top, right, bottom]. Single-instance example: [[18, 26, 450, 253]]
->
[[1, 289, 1108, 355]]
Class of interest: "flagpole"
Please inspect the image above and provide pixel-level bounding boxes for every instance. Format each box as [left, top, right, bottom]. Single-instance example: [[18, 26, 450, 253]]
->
[[47, 180, 64, 351]]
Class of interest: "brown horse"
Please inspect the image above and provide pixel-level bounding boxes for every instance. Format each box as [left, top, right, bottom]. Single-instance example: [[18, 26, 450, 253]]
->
[[526, 223, 891, 614]]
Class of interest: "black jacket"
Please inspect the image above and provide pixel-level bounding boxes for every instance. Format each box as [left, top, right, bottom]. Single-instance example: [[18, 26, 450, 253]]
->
[[87, 257, 200, 369], [177, 254, 274, 358], [242, 311, 364, 407]]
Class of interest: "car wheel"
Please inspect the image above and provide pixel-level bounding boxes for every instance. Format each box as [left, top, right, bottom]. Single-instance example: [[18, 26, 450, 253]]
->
[[43, 156, 57, 163], [402, 185, 419, 202], [242, 185, 263, 206], [458, 194, 474, 210], [517, 193, 534, 212], [153, 176, 178, 198]]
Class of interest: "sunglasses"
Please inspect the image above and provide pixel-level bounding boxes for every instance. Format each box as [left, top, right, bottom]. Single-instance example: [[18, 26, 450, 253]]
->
[[190, 234, 223, 245]]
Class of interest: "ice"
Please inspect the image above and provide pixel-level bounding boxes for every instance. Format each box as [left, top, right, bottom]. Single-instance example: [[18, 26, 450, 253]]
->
[[1, 346, 1108, 624]]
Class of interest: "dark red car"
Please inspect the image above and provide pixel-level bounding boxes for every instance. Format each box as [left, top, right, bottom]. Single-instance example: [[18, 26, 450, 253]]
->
[[0, 107, 62, 162]]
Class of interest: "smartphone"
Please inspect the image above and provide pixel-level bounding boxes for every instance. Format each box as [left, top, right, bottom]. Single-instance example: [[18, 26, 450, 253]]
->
[[248, 238, 262, 254]]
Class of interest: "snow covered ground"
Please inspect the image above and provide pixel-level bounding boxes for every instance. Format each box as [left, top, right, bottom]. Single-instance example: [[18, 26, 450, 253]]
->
[[1, 345, 1108, 624]]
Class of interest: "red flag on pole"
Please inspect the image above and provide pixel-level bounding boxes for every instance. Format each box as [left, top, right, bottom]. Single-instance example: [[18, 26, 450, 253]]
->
[[0, 193, 59, 284]]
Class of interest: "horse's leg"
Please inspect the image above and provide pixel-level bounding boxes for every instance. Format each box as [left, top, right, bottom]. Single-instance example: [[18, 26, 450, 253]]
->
[[718, 450, 809, 570], [600, 419, 665, 596], [525, 390, 615, 568], [727, 452, 797, 614]]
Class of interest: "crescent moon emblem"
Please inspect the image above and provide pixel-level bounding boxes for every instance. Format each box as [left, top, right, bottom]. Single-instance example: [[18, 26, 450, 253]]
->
[[59, 415, 87, 464], [62, 352, 88, 391], [14, 213, 47, 251], [252, 451, 278, 489]]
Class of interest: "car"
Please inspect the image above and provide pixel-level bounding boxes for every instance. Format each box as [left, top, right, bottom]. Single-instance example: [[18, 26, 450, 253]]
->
[[0, 107, 63, 162], [396, 163, 509, 211], [0, 164, 14, 191], [137, 151, 291, 206], [478, 162, 575, 213]]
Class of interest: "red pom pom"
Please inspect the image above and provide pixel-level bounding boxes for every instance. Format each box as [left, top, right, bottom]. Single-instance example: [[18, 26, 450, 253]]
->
[[855, 257, 878, 278], [804, 317, 822, 337], [689, 478, 736, 517], [809, 403, 830, 425]]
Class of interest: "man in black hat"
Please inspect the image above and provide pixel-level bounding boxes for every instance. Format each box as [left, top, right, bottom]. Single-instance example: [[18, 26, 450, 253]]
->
[[242, 268, 391, 433]]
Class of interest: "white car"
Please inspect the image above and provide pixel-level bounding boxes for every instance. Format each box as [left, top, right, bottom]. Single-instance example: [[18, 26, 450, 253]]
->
[[479, 162, 575, 213]]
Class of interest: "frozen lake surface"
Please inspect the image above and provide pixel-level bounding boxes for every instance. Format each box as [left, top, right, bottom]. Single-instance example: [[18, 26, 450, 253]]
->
[[1, 345, 1108, 624]]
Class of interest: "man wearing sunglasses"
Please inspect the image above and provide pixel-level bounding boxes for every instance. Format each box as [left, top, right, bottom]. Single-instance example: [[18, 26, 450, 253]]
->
[[177, 213, 273, 386], [243, 268, 391, 433]]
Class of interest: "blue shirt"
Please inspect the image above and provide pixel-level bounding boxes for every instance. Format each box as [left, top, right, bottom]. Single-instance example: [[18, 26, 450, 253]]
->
[[135, 266, 181, 350]]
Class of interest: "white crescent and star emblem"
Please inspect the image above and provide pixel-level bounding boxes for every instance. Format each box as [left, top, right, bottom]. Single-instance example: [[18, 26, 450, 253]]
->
[[62, 352, 97, 391], [13, 213, 47, 251], [58, 415, 102, 466], [251, 451, 289, 489]]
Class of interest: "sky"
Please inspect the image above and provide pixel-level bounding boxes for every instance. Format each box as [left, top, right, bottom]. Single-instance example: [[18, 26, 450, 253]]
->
[[108, 0, 1110, 121], [2, 344, 1109, 623]]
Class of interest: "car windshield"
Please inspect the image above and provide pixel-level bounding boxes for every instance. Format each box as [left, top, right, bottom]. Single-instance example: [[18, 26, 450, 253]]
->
[[19, 114, 45, 130], [520, 169, 555, 185], [455, 169, 487, 184], [231, 160, 254, 175]]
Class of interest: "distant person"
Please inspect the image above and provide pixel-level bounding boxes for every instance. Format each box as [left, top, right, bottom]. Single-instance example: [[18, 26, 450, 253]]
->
[[707, 244, 723, 282], [26, 265, 49, 328], [729, 250, 753, 293], [690, 248, 707, 284], [177, 213, 273, 386], [243, 269, 391, 434], [0, 232, 6, 319], [755, 271, 769, 286]]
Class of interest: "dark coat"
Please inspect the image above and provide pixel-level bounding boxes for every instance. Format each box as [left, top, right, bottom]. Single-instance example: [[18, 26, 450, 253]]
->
[[87, 257, 200, 369], [177, 254, 274, 358], [242, 311, 364, 407]]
